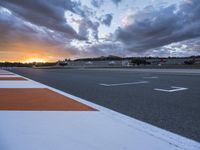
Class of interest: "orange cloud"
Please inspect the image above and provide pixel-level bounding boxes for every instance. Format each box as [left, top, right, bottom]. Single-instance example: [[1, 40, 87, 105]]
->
[[0, 41, 75, 62]]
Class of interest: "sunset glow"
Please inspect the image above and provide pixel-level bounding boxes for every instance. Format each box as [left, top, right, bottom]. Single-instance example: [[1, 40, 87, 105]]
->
[[23, 58, 47, 63], [0, 0, 200, 62]]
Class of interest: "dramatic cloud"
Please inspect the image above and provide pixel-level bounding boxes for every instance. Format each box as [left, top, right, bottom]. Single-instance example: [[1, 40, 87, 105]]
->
[[143, 37, 200, 57], [0, 0, 200, 62], [100, 14, 113, 26], [0, 0, 101, 61], [115, 0, 200, 53], [0, 7, 79, 62], [78, 19, 100, 40], [91, 0, 104, 8], [91, 0, 121, 8], [0, 0, 85, 40], [111, 0, 122, 6], [80, 42, 125, 58]]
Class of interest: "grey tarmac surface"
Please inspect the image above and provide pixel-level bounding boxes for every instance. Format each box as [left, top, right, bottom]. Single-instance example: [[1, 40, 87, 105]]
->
[[11, 68, 200, 142]]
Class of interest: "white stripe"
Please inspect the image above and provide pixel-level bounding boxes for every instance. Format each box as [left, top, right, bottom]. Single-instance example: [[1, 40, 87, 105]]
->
[[143, 76, 159, 79], [154, 86, 188, 92], [99, 81, 149, 86], [0, 81, 46, 88], [0, 75, 20, 77]]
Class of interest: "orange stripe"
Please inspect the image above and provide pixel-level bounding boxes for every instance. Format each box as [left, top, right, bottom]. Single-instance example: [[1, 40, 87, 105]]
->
[[0, 77, 26, 80], [0, 88, 97, 111]]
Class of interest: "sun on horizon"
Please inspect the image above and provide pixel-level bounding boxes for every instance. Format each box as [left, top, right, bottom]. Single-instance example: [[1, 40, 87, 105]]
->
[[23, 58, 47, 63]]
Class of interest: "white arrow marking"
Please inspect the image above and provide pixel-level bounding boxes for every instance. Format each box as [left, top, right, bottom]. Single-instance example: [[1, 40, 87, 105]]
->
[[154, 86, 188, 92], [99, 81, 149, 87]]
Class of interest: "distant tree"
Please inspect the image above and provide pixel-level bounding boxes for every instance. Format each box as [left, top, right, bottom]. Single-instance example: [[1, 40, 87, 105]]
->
[[184, 60, 195, 65], [131, 59, 150, 65]]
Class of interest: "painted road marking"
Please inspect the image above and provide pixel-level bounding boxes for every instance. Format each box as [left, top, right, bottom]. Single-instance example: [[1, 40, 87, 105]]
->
[[0, 69, 199, 150], [0, 88, 96, 111], [0, 73, 15, 75], [0, 77, 26, 80], [154, 86, 188, 92], [99, 81, 149, 87], [0, 74, 19, 77], [143, 76, 159, 79], [0, 71, 14, 75], [0, 81, 46, 88]]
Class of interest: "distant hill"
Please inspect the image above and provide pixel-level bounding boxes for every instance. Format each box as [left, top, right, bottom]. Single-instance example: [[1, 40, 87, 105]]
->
[[74, 55, 200, 61], [75, 55, 123, 61], [0, 62, 57, 67]]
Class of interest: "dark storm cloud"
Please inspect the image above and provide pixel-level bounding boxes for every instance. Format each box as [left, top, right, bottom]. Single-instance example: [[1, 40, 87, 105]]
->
[[1, 0, 200, 59], [78, 19, 100, 40], [0, 7, 78, 57], [81, 42, 125, 57], [0, 0, 85, 40], [115, 0, 200, 52], [0, 8, 37, 46], [72, 5, 100, 40], [100, 14, 113, 26], [111, 0, 121, 6], [0, 0, 101, 59], [144, 37, 200, 57], [90, 0, 121, 7], [91, 0, 104, 8], [73, 4, 95, 19]]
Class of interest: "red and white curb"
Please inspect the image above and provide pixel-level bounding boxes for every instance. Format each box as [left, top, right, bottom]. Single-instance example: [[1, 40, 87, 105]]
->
[[0, 69, 199, 150]]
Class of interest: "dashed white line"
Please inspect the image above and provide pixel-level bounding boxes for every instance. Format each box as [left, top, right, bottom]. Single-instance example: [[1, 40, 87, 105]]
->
[[143, 76, 159, 79], [99, 81, 149, 87]]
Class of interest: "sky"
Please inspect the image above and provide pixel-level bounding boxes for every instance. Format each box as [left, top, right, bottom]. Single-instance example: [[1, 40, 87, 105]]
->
[[0, 0, 200, 62]]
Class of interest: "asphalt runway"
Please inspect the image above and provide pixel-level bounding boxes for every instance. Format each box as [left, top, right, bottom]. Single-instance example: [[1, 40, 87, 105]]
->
[[11, 68, 200, 142]]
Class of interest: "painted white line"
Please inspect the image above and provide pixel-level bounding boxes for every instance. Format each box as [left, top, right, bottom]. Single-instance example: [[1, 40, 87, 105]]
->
[[0, 81, 46, 88], [154, 86, 188, 92], [0, 75, 20, 77], [1, 69, 199, 150], [143, 76, 159, 79], [0, 70, 13, 73], [99, 81, 149, 87]]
